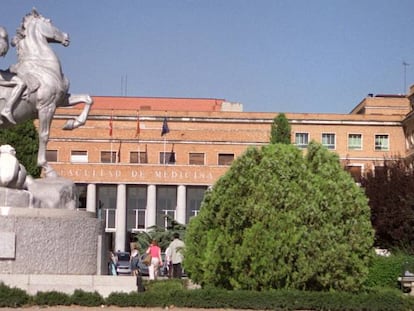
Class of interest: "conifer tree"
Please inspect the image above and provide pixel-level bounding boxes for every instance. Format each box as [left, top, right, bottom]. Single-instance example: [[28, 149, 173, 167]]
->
[[270, 113, 291, 144], [185, 142, 374, 291]]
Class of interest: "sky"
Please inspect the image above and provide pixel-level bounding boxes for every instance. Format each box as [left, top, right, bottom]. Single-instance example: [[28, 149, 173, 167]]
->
[[1, 0, 414, 114]]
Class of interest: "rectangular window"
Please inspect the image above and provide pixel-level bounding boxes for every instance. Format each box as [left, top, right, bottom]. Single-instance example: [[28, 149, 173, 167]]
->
[[348, 134, 362, 150], [189, 153, 205, 165], [97, 185, 117, 231], [101, 151, 117, 163], [218, 153, 234, 165], [127, 185, 147, 231], [156, 186, 177, 229], [295, 133, 309, 148], [130, 151, 148, 164], [186, 186, 207, 223], [160, 152, 176, 164], [322, 133, 335, 149], [46, 150, 58, 162], [71, 150, 88, 163], [76, 184, 87, 209], [375, 134, 389, 151]]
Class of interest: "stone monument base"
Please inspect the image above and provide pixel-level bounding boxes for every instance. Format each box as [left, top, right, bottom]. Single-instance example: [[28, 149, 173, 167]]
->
[[0, 207, 106, 275]]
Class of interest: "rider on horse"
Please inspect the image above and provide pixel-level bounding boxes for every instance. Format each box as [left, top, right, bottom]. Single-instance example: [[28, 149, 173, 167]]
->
[[0, 26, 26, 125]]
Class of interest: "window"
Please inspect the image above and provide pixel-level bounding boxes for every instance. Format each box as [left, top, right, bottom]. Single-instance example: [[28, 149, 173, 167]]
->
[[156, 186, 177, 229], [348, 134, 362, 150], [375, 134, 389, 151], [101, 151, 117, 163], [130, 151, 148, 164], [160, 152, 176, 164], [189, 153, 205, 165], [46, 150, 57, 162], [218, 153, 234, 165], [97, 185, 117, 231], [71, 150, 88, 163], [322, 133, 335, 149], [295, 133, 309, 148], [186, 186, 207, 223], [127, 185, 147, 231], [76, 184, 87, 209]]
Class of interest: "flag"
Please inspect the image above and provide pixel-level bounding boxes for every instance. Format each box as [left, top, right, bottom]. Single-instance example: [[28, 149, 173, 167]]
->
[[135, 112, 140, 137], [161, 117, 169, 136], [109, 111, 113, 137]]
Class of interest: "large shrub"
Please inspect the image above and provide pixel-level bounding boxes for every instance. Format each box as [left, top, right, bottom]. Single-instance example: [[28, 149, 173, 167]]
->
[[361, 159, 414, 251], [185, 142, 374, 291]]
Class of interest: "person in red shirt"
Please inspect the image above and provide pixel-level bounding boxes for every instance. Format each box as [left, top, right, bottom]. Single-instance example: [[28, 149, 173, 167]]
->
[[146, 240, 163, 280]]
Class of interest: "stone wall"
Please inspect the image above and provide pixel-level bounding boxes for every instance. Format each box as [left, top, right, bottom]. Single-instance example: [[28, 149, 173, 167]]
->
[[0, 207, 106, 275], [0, 274, 137, 298]]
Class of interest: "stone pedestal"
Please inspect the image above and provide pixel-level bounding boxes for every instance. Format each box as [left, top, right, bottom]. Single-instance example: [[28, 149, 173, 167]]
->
[[0, 207, 107, 275]]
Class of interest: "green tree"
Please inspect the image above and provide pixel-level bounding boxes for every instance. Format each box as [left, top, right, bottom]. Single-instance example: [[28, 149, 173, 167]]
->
[[361, 158, 414, 252], [134, 217, 186, 252], [270, 113, 291, 144], [185, 142, 374, 291], [0, 120, 41, 177]]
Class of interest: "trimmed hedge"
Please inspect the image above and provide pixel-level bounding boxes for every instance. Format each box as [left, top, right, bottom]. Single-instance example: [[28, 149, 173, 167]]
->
[[32, 290, 72, 306], [71, 289, 105, 306], [0, 282, 30, 307], [1, 280, 414, 310], [364, 253, 412, 289]]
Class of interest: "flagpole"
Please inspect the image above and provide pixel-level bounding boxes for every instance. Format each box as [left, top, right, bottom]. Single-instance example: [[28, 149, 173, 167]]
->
[[161, 115, 169, 165], [163, 136, 166, 165], [136, 111, 140, 164], [110, 140, 113, 163], [109, 110, 114, 163]]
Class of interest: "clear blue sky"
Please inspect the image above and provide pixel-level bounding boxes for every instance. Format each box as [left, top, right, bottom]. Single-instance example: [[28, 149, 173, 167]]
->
[[2, 0, 414, 113]]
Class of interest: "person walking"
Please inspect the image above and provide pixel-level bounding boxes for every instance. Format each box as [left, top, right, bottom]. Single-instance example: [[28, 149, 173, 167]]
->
[[167, 232, 185, 278], [130, 249, 140, 276], [146, 240, 162, 280]]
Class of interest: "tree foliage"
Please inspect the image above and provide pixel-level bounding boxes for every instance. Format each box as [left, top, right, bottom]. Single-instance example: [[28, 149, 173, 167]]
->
[[361, 158, 414, 252], [134, 217, 186, 252], [0, 120, 41, 177], [270, 113, 291, 144], [185, 142, 374, 291]]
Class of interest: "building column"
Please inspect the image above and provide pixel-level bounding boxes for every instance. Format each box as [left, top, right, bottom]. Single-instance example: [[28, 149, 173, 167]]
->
[[86, 183, 96, 214], [176, 185, 186, 225], [147, 185, 156, 228], [115, 184, 127, 252]]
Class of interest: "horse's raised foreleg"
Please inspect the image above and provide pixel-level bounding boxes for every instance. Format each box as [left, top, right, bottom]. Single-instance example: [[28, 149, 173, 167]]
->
[[38, 104, 58, 177], [62, 94, 93, 130]]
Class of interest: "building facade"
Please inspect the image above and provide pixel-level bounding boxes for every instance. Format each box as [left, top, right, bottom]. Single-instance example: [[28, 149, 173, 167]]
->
[[44, 91, 414, 252]]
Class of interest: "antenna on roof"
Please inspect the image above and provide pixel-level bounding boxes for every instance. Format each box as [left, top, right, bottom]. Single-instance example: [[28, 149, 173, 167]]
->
[[120, 74, 128, 96], [403, 61, 410, 95]]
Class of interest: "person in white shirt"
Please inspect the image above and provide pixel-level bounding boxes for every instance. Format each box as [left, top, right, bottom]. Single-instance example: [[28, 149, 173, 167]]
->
[[167, 232, 185, 278]]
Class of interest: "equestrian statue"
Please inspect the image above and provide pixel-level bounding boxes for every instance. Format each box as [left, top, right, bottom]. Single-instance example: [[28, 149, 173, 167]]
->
[[0, 9, 93, 177]]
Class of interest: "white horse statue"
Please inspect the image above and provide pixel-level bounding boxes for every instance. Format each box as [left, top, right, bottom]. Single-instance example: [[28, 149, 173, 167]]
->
[[0, 9, 93, 177]]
